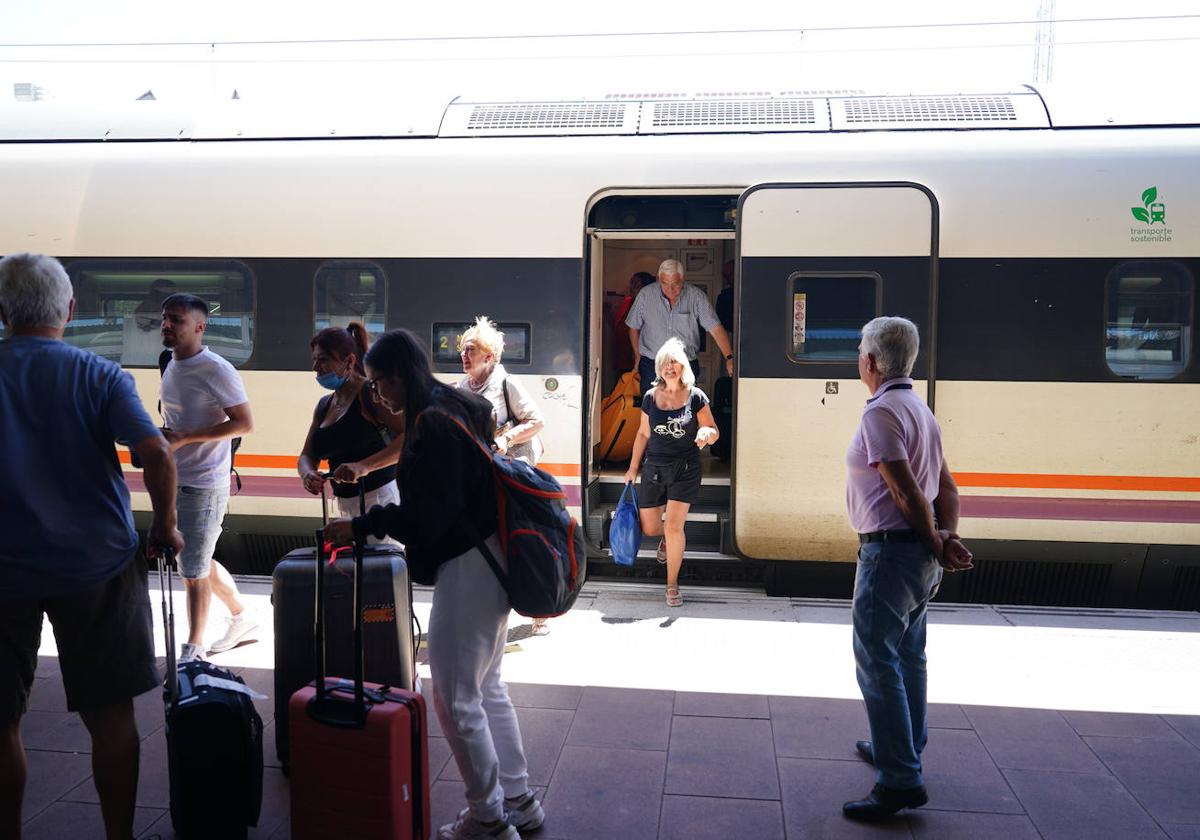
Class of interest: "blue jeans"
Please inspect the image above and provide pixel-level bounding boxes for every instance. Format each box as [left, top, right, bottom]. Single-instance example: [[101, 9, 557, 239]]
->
[[852, 539, 942, 790]]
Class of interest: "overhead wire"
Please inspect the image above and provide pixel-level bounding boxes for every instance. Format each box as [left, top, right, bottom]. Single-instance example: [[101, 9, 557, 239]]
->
[[0, 14, 1198, 49]]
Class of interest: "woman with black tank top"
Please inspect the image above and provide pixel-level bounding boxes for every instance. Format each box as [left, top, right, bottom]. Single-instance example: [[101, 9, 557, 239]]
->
[[297, 323, 405, 542], [623, 338, 719, 607]]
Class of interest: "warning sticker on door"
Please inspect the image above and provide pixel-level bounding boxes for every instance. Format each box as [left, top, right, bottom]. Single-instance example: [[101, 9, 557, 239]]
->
[[792, 293, 807, 351]]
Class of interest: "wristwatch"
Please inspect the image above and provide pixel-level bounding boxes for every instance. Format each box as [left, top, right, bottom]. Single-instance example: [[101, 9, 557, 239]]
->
[[724, 353, 734, 361]]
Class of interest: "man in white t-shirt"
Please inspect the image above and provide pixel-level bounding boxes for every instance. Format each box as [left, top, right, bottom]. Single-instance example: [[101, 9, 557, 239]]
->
[[159, 293, 257, 662]]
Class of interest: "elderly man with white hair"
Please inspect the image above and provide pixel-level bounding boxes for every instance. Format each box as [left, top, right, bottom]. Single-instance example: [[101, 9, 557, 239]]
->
[[0, 253, 183, 840], [842, 316, 973, 822], [625, 258, 735, 393]]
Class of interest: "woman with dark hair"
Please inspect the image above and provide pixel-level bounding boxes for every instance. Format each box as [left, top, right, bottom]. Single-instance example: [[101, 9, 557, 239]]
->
[[297, 323, 404, 532], [323, 329, 543, 840]]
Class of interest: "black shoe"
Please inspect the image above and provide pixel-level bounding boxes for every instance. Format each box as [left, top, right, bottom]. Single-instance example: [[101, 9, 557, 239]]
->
[[842, 784, 928, 821]]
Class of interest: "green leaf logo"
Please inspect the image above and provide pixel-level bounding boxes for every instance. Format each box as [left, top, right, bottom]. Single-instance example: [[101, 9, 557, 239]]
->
[[1142, 186, 1158, 206], [1131, 207, 1150, 222]]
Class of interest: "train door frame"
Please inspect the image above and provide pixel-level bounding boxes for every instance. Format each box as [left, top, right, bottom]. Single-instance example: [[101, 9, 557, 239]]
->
[[581, 187, 742, 553], [731, 181, 941, 562]]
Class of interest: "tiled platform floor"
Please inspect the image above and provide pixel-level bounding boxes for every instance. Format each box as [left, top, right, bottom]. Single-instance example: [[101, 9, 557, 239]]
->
[[16, 581, 1200, 840]]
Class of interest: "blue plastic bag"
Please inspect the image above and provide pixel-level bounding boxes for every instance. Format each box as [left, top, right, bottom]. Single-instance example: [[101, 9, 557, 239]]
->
[[610, 482, 641, 567]]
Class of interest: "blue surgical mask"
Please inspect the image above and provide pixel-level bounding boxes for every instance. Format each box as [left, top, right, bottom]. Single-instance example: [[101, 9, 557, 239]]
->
[[316, 372, 347, 391]]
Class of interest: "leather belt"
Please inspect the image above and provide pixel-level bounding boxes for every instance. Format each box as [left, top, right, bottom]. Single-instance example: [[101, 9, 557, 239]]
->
[[858, 529, 920, 544]]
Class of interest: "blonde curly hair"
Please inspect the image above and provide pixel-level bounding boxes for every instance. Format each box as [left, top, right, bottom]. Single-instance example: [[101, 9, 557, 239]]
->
[[458, 315, 505, 362]]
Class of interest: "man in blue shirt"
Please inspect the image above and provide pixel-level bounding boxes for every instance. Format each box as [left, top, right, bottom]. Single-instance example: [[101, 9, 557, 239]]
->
[[0, 253, 183, 840], [625, 259, 735, 393]]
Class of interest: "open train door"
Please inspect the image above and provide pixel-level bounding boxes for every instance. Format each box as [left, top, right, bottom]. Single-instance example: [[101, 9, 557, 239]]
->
[[733, 182, 938, 563]]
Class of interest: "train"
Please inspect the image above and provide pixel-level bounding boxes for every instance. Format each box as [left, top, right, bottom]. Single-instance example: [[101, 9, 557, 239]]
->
[[1, 85, 1197, 609]]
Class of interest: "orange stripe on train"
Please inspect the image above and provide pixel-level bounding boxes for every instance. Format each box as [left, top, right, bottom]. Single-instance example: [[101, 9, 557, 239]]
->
[[118, 449, 582, 478], [954, 473, 1200, 492]]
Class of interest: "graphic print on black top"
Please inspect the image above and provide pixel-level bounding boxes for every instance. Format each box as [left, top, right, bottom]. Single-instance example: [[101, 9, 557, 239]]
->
[[641, 387, 710, 463]]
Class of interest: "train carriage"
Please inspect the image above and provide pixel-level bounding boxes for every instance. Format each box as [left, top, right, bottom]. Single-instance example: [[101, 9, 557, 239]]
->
[[1, 85, 1197, 608]]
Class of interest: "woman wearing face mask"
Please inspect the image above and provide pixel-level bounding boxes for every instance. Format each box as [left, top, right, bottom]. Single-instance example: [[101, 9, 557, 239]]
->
[[297, 323, 405, 535]]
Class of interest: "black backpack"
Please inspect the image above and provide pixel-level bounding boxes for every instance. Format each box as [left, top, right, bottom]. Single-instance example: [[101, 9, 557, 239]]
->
[[158, 349, 243, 493]]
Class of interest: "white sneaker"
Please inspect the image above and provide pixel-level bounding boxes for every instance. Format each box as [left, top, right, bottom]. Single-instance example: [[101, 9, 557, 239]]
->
[[505, 791, 545, 832], [207, 611, 260, 654], [438, 808, 520, 840], [178, 643, 204, 663]]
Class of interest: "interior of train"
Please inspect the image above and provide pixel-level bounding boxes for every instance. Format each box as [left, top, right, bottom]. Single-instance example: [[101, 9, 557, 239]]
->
[[584, 193, 741, 561]]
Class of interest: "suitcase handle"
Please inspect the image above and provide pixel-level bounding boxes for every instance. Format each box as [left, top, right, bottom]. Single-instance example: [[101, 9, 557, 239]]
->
[[308, 480, 370, 728], [157, 546, 180, 706]]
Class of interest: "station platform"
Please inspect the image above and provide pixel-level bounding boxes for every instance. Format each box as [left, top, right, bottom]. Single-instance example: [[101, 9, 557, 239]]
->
[[18, 578, 1200, 840]]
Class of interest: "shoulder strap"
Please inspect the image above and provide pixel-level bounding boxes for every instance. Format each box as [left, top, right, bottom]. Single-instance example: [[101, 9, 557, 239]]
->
[[501, 377, 515, 425], [158, 348, 172, 376]]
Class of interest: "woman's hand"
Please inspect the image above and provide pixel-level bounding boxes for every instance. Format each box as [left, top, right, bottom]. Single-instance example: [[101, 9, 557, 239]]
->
[[494, 434, 510, 454], [695, 427, 718, 450], [301, 470, 325, 495], [623, 467, 638, 484], [332, 462, 367, 484], [323, 518, 355, 546]]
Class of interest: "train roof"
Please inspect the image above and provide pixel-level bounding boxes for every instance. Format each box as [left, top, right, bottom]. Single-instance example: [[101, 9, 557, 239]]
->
[[1, 84, 1197, 142]]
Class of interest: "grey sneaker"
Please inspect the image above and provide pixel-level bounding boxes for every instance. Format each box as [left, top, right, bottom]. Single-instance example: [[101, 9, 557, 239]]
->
[[505, 791, 545, 832], [438, 808, 519, 840], [208, 611, 260, 654], [178, 643, 204, 663]]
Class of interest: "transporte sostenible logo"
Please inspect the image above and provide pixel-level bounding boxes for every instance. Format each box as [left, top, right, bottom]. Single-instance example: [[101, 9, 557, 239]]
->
[[1130, 185, 1172, 243]]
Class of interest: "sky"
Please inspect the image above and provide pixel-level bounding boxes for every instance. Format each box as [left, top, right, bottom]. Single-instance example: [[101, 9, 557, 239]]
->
[[2, 0, 1198, 105]]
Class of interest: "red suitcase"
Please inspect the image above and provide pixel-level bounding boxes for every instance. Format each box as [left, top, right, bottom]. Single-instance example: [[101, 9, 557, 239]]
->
[[289, 528, 431, 840]]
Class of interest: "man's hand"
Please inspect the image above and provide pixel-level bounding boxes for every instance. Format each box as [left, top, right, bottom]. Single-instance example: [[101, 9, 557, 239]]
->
[[147, 520, 185, 560], [725, 357, 734, 376], [161, 428, 189, 451], [936, 529, 974, 572], [323, 518, 355, 546], [332, 462, 367, 484]]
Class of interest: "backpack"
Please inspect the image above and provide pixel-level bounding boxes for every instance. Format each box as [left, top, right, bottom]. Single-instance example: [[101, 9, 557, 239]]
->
[[427, 410, 586, 618], [158, 349, 243, 493]]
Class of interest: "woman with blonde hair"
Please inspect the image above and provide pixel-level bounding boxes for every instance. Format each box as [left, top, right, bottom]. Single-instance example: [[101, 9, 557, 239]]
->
[[455, 316, 545, 465], [623, 337, 719, 607]]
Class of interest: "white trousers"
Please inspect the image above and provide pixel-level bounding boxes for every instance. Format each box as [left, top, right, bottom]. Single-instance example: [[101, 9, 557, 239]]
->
[[334, 481, 402, 547], [428, 537, 530, 822]]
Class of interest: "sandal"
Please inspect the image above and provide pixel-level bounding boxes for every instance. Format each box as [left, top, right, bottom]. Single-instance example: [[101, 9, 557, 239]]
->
[[531, 619, 550, 636], [656, 538, 667, 564], [665, 585, 683, 608]]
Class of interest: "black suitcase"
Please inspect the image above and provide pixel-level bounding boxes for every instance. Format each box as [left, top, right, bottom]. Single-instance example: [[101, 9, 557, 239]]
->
[[271, 480, 417, 768], [159, 551, 264, 839], [711, 375, 733, 462]]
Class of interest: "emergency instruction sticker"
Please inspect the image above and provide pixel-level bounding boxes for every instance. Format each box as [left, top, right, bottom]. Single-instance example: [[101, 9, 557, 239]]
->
[[792, 293, 807, 351]]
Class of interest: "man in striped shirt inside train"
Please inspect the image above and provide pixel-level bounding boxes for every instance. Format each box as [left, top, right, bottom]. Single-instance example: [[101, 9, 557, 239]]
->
[[843, 315, 973, 822]]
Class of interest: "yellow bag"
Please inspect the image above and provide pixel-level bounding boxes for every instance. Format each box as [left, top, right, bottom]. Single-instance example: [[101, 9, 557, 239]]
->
[[598, 370, 642, 463]]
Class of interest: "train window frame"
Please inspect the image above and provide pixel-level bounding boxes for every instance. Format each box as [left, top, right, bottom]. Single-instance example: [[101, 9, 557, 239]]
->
[[431, 321, 533, 367], [1103, 261, 1194, 382], [62, 259, 257, 368], [313, 260, 389, 338], [784, 270, 882, 364]]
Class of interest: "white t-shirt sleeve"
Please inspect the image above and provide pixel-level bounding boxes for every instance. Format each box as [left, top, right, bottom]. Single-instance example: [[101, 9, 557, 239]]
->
[[207, 355, 249, 410]]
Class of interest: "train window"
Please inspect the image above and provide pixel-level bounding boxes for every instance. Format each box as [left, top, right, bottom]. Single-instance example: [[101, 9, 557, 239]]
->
[[63, 261, 255, 367], [1105, 262, 1193, 380], [786, 272, 880, 362], [432, 322, 531, 366], [315, 262, 387, 336]]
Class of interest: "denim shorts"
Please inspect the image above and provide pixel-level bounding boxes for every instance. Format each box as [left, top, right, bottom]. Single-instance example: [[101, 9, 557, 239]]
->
[[176, 485, 230, 579]]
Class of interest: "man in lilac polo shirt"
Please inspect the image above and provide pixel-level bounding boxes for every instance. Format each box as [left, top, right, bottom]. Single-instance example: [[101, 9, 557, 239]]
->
[[842, 316, 973, 822]]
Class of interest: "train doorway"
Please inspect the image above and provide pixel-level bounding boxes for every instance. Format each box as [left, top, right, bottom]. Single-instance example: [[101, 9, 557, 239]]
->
[[583, 192, 741, 563], [732, 182, 938, 562]]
